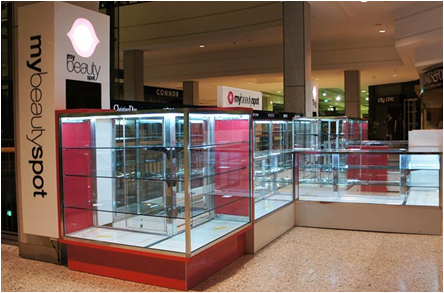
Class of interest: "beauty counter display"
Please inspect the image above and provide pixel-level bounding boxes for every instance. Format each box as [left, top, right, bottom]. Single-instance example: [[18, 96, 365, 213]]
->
[[57, 108, 253, 290]]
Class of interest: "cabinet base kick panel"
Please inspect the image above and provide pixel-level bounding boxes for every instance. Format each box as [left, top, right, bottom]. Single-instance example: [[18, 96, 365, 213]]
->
[[295, 200, 442, 235], [247, 202, 294, 253]]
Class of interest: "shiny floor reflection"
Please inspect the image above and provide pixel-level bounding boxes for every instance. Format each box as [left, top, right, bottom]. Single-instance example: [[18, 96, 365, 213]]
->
[[2, 227, 442, 292]]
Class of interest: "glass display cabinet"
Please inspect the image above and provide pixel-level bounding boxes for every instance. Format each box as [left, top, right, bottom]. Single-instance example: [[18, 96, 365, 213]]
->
[[293, 117, 319, 150], [294, 148, 442, 235], [252, 111, 294, 220], [58, 108, 252, 257], [296, 150, 441, 206], [318, 117, 368, 150]]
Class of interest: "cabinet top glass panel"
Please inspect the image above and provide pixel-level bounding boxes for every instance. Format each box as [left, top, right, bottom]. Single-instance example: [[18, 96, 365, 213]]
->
[[58, 108, 252, 257]]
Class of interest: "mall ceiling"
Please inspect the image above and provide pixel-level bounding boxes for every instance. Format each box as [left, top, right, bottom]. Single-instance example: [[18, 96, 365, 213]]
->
[[117, 1, 440, 105]]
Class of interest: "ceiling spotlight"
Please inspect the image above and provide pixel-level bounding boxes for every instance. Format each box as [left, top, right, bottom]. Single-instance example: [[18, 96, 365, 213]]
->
[[366, 97, 369, 101], [322, 93, 327, 97], [270, 101, 273, 104], [379, 30, 386, 33], [199, 45, 205, 48], [336, 96, 341, 101]]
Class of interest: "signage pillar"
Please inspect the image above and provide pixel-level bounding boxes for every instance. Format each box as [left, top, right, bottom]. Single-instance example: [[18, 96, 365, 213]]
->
[[183, 81, 199, 106], [124, 50, 144, 101], [16, 1, 109, 263], [283, 2, 311, 116], [345, 70, 361, 118]]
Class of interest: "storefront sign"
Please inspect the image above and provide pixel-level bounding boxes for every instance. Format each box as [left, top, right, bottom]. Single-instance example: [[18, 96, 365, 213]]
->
[[377, 96, 397, 104], [113, 104, 138, 111], [18, 2, 109, 238], [145, 86, 183, 99], [421, 68, 443, 91], [217, 86, 262, 110]]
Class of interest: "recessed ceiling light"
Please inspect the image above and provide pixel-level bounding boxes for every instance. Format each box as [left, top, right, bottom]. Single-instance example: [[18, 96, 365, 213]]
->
[[199, 45, 205, 48], [323, 93, 327, 97], [366, 97, 369, 101], [336, 96, 341, 101], [379, 30, 386, 33], [270, 101, 273, 104]]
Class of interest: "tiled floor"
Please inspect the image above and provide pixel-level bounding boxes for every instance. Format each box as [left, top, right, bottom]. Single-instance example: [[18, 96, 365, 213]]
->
[[2, 227, 442, 292]]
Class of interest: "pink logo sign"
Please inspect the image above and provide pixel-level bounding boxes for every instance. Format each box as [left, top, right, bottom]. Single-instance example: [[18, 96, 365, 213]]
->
[[227, 91, 234, 104], [67, 18, 100, 58]]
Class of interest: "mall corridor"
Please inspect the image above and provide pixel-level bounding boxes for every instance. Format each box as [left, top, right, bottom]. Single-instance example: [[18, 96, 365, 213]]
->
[[2, 227, 442, 292]]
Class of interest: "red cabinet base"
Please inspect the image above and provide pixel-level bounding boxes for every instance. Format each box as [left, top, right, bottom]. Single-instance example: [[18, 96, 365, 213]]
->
[[65, 228, 248, 290]]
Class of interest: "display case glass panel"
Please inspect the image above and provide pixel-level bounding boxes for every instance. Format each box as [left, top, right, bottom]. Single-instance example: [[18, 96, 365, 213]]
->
[[59, 109, 252, 255], [296, 150, 441, 206], [253, 114, 295, 220]]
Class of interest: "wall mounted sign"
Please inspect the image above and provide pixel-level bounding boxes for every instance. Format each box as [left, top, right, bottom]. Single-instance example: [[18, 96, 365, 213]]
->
[[217, 86, 262, 110], [421, 67, 443, 91]]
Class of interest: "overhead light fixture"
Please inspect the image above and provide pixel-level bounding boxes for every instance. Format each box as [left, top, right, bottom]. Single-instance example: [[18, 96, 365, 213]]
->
[[324, 99, 329, 103], [322, 93, 327, 97], [379, 30, 386, 33], [361, 90, 366, 93], [366, 97, 369, 101], [270, 101, 273, 104], [336, 96, 341, 101], [361, 1, 368, 2], [199, 45, 205, 48]]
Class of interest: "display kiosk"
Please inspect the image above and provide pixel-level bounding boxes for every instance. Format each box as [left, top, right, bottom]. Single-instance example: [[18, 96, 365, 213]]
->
[[56, 108, 253, 290]]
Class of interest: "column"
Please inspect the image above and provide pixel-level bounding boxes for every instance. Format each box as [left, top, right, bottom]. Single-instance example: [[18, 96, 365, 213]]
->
[[344, 70, 361, 117], [283, 2, 311, 116], [124, 50, 144, 101], [183, 81, 199, 106]]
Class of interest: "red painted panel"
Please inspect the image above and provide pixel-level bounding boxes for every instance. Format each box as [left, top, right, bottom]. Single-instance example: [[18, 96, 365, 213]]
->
[[360, 146, 388, 192], [61, 238, 189, 262], [214, 120, 250, 216], [187, 232, 246, 290], [68, 244, 187, 290], [62, 122, 93, 234]]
